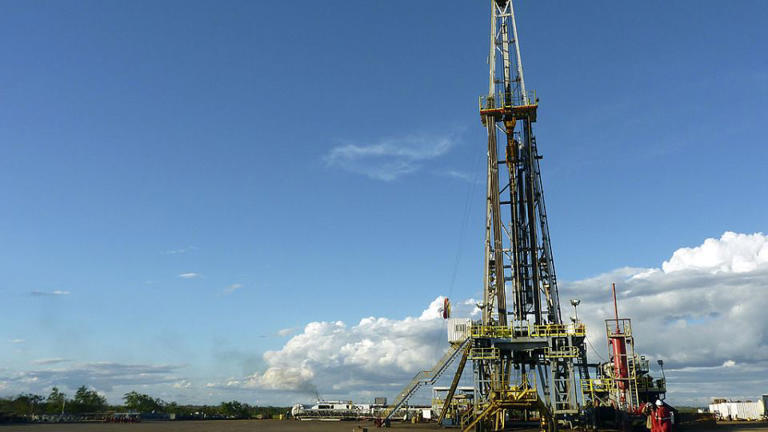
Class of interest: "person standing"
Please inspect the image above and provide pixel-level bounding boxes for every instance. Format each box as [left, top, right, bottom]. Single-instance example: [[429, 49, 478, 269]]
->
[[643, 402, 655, 431], [654, 400, 672, 432]]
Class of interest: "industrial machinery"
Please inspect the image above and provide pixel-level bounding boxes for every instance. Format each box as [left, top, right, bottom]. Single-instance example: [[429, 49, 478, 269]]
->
[[440, 1, 588, 430], [580, 284, 667, 426], [386, 2, 668, 431]]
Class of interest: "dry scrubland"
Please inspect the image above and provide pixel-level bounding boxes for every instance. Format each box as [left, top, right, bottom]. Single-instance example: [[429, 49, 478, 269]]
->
[[2, 420, 768, 432]]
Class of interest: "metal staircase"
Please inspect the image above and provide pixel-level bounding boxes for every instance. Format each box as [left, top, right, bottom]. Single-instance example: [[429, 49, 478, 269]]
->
[[383, 338, 470, 421]]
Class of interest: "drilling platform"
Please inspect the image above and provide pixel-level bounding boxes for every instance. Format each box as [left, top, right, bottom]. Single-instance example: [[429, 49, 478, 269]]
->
[[381, 1, 667, 431]]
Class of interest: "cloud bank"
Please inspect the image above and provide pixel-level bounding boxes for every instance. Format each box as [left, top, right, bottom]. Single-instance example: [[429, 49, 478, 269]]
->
[[3, 232, 767, 406], [561, 232, 768, 404], [210, 297, 478, 403], [0, 362, 185, 397], [218, 232, 768, 405]]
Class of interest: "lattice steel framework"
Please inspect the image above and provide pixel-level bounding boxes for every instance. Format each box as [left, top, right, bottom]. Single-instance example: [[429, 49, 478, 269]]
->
[[467, 1, 588, 430], [480, 0, 560, 328]]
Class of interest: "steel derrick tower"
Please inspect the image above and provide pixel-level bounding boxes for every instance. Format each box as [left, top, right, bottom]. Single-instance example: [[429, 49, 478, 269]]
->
[[461, 0, 587, 430], [481, 0, 556, 330], [382, 2, 588, 430]]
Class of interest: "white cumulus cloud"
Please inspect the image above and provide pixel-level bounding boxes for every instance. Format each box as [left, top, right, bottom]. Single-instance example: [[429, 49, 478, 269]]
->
[[662, 232, 768, 274], [560, 232, 768, 405], [213, 297, 470, 400]]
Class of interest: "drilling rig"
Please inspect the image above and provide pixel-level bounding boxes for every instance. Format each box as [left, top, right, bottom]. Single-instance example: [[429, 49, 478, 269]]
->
[[384, 0, 666, 432], [442, 1, 589, 430], [384, 1, 590, 430], [383, 3, 673, 430]]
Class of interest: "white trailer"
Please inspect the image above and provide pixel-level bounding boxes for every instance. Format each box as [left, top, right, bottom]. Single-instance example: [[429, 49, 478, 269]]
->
[[709, 398, 766, 421]]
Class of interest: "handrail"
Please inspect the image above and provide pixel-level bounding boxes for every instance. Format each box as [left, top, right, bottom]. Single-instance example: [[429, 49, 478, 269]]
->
[[382, 338, 470, 421], [470, 322, 586, 338], [579, 378, 612, 403], [469, 347, 500, 360], [544, 346, 579, 358], [605, 318, 633, 337], [478, 90, 537, 111]]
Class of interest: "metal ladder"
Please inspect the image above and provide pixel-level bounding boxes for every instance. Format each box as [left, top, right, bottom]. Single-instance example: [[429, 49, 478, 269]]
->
[[626, 351, 640, 409]]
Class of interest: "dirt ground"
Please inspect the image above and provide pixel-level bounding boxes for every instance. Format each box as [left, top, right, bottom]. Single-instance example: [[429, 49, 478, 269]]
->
[[0, 419, 440, 432], [2, 419, 767, 432]]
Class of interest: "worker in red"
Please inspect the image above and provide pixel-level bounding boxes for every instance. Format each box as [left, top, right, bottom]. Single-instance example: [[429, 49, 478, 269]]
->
[[642, 402, 654, 431], [654, 400, 673, 432]]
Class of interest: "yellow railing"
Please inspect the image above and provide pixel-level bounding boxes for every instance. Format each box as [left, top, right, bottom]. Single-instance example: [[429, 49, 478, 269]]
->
[[490, 371, 537, 393], [492, 385, 539, 404], [605, 319, 632, 337], [471, 322, 586, 339], [544, 346, 579, 358], [470, 325, 513, 338], [581, 378, 611, 393], [532, 323, 586, 337], [469, 347, 500, 360], [580, 378, 612, 403], [478, 90, 537, 111]]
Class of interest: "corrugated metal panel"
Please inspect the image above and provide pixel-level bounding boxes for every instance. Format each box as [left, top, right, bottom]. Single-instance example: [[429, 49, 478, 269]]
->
[[709, 402, 765, 420], [447, 318, 471, 343]]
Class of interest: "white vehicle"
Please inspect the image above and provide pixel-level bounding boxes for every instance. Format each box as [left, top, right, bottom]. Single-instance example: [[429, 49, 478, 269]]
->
[[290, 400, 384, 420]]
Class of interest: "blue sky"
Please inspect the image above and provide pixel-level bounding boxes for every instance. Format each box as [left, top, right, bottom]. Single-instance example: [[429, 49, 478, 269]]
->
[[1, 0, 767, 405]]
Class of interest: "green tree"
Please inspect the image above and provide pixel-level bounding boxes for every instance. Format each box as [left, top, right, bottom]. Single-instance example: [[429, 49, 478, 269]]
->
[[45, 387, 68, 414], [219, 400, 250, 418], [70, 386, 106, 413], [123, 391, 163, 413], [11, 394, 44, 416]]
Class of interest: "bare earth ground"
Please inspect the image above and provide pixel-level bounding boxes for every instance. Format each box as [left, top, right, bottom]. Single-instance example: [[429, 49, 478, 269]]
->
[[0, 420, 438, 432], [2, 420, 768, 432]]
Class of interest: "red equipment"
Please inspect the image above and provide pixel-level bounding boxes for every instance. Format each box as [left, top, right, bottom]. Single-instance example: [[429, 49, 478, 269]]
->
[[609, 283, 629, 391]]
